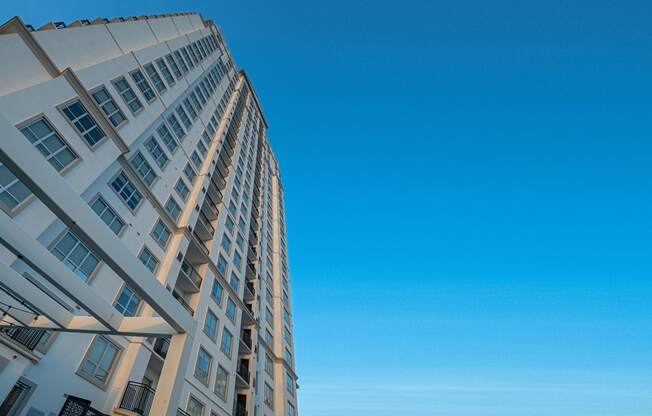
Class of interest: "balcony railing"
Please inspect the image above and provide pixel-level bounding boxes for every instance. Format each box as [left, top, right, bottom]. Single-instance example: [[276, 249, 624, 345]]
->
[[244, 280, 255, 300], [194, 210, 215, 241], [153, 337, 170, 359], [177, 409, 191, 416], [172, 291, 194, 315], [0, 326, 47, 351], [179, 260, 202, 292], [241, 329, 252, 350], [119, 381, 155, 415], [237, 360, 250, 384]]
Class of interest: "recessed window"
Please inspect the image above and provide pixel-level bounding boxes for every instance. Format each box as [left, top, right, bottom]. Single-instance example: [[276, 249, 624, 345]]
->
[[155, 58, 175, 86], [264, 382, 274, 409], [176, 106, 192, 130], [194, 347, 212, 385], [233, 251, 242, 270], [265, 353, 274, 377], [229, 272, 239, 292], [114, 285, 141, 316], [221, 234, 232, 253], [166, 114, 185, 140], [226, 297, 236, 322], [203, 309, 218, 340], [111, 171, 142, 210], [183, 98, 198, 120], [113, 77, 143, 114], [287, 402, 296, 416], [138, 246, 159, 273], [181, 47, 194, 69], [228, 201, 237, 216], [186, 395, 204, 416], [156, 124, 177, 153], [173, 50, 189, 74], [89, 195, 125, 235], [151, 219, 171, 248], [78, 336, 120, 386], [286, 373, 294, 395], [87, 86, 126, 129], [130, 69, 156, 102], [196, 141, 208, 157], [165, 54, 182, 79], [144, 63, 166, 94], [183, 163, 197, 184], [19, 117, 77, 172], [220, 328, 233, 357], [284, 347, 292, 364], [130, 152, 157, 186], [165, 196, 181, 221], [194, 86, 206, 106], [144, 137, 169, 169], [216, 254, 227, 276], [283, 326, 292, 345], [175, 178, 190, 201], [50, 230, 100, 282], [214, 365, 229, 400], [191, 151, 202, 169], [61, 100, 106, 146], [189, 91, 202, 112], [211, 279, 224, 306], [0, 163, 31, 213], [225, 216, 235, 234]]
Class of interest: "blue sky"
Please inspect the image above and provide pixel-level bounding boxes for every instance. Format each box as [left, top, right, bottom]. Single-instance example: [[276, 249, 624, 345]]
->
[[4, 1, 652, 415]]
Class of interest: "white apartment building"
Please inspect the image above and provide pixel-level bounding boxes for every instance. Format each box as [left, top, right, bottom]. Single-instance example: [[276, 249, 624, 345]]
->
[[0, 12, 297, 416]]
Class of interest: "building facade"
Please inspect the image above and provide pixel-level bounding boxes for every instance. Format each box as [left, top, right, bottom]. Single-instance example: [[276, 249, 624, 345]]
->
[[0, 12, 297, 416]]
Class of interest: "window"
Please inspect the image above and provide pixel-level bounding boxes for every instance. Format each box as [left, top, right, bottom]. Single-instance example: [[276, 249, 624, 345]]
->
[[183, 98, 198, 120], [286, 373, 294, 395], [284, 347, 292, 364], [186, 396, 204, 416], [236, 233, 244, 250], [228, 201, 237, 216], [221, 235, 232, 253], [196, 140, 208, 157], [130, 152, 157, 186], [220, 328, 233, 357], [194, 86, 206, 106], [216, 254, 227, 277], [229, 272, 239, 292], [287, 402, 296, 416], [167, 114, 185, 140], [183, 163, 197, 184], [20, 117, 77, 172], [156, 124, 177, 153], [176, 105, 192, 130], [211, 279, 224, 306], [233, 251, 242, 270], [203, 309, 218, 340], [113, 77, 143, 113], [61, 100, 106, 146], [226, 297, 236, 322], [144, 63, 166, 94], [181, 47, 194, 69], [238, 217, 246, 231], [138, 246, 159, 273], [114, 285, 141, 316], [111, 172, 142, 210], [283, 326, 292, 345], [165, 54, 182, 79], [78, 336, 120, 386], [90, 195, 125, 235], [144, 137, 169, 169], [265, 353, 274, 377], [0, 163, 31, 212], [225, 216, 235, 234], [51, 231, 100, 282], [91, 87, 127, 127], [130, 69, 156, 102], [283, 307, 290, 324], [265, 307, 274, 325], [165, 196, 181, 220], [155, 58, 175, 86], [264, 328, 273, 344], [189, 91, 202, 112], [190, 151, 202, 169], [173, 50, 189, 73], [151, 219, 171, 248], [194, 347, 212, 385], [214, 366, 228, 400], [264, 383, 274, 409], [175, 178, 190, 201]]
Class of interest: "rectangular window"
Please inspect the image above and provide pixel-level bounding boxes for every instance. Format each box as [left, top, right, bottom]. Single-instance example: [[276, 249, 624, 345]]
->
[[20, 117, 77, 172], [225, 216, 235, 234], [151, 219, 171, 248], [265, 353, 274, 377], [211, 279, 224, 306], [183, 163, 197, 184], [114, 285, 141, 316], [226, 297, 236, 322], [130, 69, 156, 102], [233, 251, 242, 270], [216, 254, 227, 276], [203, 309, 218, 340], [111, 171, 142, 210], [228, 201, 237, 216], [155, 58, 175, 86], [165, 54, 183, 79], [175, 105, 192, 130], [165, 196, 182, 220], [220, 328, 233, 357], [189, 91, 202, 112], [144, 63, 166, 94], [166, 114, 185, 140], [51, 231, 100, 282], [265, 328, 273, 344], [194, 347, 212, 385], [156, 124, 177, 153], [183, 98, 198, 120], [174, 178, 190, 201], [284, 347, 292, 364], [0, 163, 31, 212], [286, 373, 294, 395], [221, 235, 232, 254], [138, 246, 159, 273], [186, 396, 204, 416], [78, 336, 120, 386], [181, 46, 195, 69], [61, 100, 106, 146], [194, 86, 207, 106], [173, 50, 189, 74], [130, 152, 157, 186], [229, 272, 239, 292], [91, 87, 127, 127], [264, 383, 274, 409], [144, 137, 169, 169], [283, 326, 292, 345], [214, 366, 228, 400], [236, 233, 244, 251], [113, 77, 143, 113], [89, 195, 125, 235], [190, 151, 202, 169], [287, 402, 296, 416], [196, 140, 208, 158]]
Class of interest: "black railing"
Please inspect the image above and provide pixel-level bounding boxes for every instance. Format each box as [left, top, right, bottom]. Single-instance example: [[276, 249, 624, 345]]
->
[[237, 360, 250, 383], [241, 329, 252, 350], [172, 291, 194, 315], [0, 326, 46, 351], [177, 409, 191, 416], [245, 281, 255, 297], [119, 381, 155, 415], [153, 337, 170, 359], [179, 260, 202, 289]]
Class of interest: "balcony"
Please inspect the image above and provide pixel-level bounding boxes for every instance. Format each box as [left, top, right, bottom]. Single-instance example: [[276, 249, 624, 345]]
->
[[207, 179, 224, 203], [0, 326, 47, 351], [244, 280, 255, 301], [239, 329, 252, 355], [118, 381, 155, 415], [245, 262, 256, 280], [153, 336, 170, 359], [172, 291, 194, 315], [236, 359, 250, 387], [194, 210, 215, 241], [177, 260, 202, 293], [235, 403, 247, 416], [201, 199, 219, 221], [246, 248, 256, 263], [215, 155, 230, 179], [242, 303, 255, 325]]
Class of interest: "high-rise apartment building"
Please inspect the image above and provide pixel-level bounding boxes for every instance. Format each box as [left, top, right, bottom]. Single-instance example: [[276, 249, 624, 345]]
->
[[0, 12, 297, 416]]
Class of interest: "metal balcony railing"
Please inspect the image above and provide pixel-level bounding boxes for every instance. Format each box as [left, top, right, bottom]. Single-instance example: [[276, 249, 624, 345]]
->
[[118, 381, 155, 415], [172, 291, 194, 315], [237, 360, 250, 383], [179, 260, 202, 290], [177, 409, 192, 416], [0, 326, 47, 351]]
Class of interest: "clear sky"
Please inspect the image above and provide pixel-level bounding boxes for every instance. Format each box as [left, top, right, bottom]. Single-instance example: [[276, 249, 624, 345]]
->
[[3, 1, 652, 415]]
